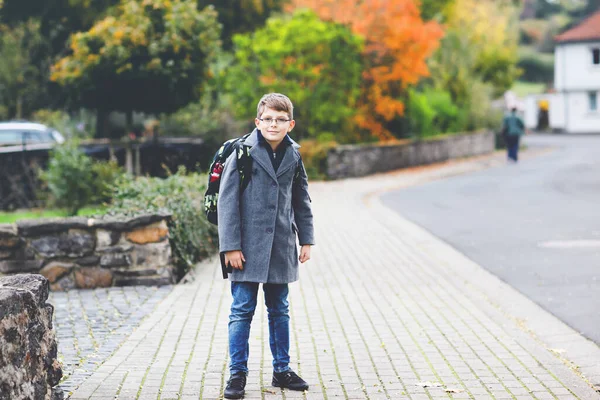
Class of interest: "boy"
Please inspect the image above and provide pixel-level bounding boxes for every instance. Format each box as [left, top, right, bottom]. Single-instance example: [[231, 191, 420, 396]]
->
[[217, 93, 315, 399]]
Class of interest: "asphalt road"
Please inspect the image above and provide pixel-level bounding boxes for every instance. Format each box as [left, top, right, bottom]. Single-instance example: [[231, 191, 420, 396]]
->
[[381, 134, 600, 344]]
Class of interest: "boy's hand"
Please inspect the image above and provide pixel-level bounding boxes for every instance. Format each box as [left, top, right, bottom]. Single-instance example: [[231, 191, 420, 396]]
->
[[225, 250, 246, 270], [299, 245, 311, 263]]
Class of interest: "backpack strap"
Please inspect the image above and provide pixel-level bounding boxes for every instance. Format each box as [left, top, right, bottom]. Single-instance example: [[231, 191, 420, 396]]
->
[[293, 153, 304, 185], [236, 133, 253, 193]]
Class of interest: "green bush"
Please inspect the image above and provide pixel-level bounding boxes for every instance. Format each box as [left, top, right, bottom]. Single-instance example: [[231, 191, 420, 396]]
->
[[407, 88, 463, 138], [40, 141, 95, 216], [91, 160, 123, 205], [40, 141, 124, 215], [103, 168, 218, 278]]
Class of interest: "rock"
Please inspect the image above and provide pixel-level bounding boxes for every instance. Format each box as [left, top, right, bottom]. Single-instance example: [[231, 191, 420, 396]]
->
[[0, 250, 13, 260], [96, 244, 133, 254], [0, 224, 19, 249], [0, 274, 49, 307], [74, 267, 113, 289], [134, 241, 171, 267], [16, 217, 90, 236], [12, 245, 35, 261], [63, 230, 95, 257], [100, 253, 132, 268], [30, 235, 60, 257], [125, 220, 169, 244], [40, 262, 73, 283], [0, 275, 62, 399], [50, 274, 76, 291], [31, 230, 94, 258], [96, 229, 120, 249], [0, 260, 43, 274], [75, 256, 100, 266], [92, 213, 171, 231]]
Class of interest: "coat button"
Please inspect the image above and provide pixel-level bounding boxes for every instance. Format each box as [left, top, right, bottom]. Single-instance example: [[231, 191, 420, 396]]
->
[[266, 228, 273, 233], [269, 205, 275, 210], [271, 182, 277, 187]]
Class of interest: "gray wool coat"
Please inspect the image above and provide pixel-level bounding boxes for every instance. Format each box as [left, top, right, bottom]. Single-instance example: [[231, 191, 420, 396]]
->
[[217, 129, 315, 283]]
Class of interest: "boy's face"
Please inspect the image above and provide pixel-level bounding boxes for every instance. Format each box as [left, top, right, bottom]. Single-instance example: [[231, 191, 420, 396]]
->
[[255, 107, 295, 149]]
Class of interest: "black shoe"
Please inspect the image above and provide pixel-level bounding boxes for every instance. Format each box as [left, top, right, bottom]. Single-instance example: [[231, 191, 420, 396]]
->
[[272, 370, 309, 391], [224, 372, 246, 399]]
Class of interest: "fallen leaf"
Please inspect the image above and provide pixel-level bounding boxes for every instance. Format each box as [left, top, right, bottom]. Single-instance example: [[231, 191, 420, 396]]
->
[[445, 387, 464, 393], [417, 381, 442, 387]]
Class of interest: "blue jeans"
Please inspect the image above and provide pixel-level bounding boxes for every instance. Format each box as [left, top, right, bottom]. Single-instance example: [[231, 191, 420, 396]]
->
[[229, 282, 290, 375], [506, 135, 520, 161]]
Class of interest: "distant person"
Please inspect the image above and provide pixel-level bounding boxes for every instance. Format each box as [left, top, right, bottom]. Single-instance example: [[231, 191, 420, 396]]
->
[[502, 107, 525, 162]]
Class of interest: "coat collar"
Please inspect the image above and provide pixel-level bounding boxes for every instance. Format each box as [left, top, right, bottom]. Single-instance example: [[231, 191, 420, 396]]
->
[[243, 129, 301, 181]]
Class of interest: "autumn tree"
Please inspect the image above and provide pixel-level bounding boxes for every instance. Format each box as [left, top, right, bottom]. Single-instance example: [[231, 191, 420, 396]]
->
[[225, 10, 364, 141], [289, 0, 443, 140], [442, 0, 520, 96], [50, 0, 221, 137]]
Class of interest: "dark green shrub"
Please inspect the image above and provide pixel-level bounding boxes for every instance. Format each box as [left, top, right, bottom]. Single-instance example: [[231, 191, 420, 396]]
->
[[103, 167, 217, 278], [40, 141, 124, 215], [40, 141, 95, 216], [91, 160, 123, 205]]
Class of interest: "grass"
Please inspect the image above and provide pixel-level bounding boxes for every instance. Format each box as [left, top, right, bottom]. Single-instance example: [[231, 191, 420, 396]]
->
[[0, 206, 106, 224], [511, 80, 547, 97]]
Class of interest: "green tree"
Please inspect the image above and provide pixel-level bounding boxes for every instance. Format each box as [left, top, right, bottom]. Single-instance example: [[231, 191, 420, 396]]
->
[[224, 10, 364, 141], [51, 0, 221, 137], [419, 0, 454, 20], [1, 0, 118, 54], [198, 0, 286, 49], [443, 0, 521, 97], [0, 20, 46, 119]]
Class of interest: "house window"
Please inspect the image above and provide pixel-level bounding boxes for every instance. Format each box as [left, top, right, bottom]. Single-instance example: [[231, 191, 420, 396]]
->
[[593, 48, 600, 65], [590, 92, 598, 111]]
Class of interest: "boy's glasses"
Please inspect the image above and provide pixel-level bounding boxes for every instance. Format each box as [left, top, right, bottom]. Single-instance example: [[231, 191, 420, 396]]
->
[[259, 118, 291, 125]]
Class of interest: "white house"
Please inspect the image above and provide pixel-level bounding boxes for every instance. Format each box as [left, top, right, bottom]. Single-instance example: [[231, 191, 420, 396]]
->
[[525, 11, 600, 134]]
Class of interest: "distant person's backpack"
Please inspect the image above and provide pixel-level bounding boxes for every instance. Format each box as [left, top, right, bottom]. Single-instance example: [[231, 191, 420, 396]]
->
[[203, 133, 304, 226], [204, 133, 252, 225]]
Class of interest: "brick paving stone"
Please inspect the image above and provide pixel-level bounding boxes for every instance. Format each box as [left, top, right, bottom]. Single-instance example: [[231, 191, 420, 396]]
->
[[64, 153, 600, 400], [51, 284, 173, 397]]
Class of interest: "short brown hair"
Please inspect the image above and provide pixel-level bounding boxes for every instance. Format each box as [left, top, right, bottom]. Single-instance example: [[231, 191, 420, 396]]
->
[[256, 93, 294, 119]]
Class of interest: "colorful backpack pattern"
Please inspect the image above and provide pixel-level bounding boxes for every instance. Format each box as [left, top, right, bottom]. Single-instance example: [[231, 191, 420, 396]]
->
[[204, 133, 252, 225]]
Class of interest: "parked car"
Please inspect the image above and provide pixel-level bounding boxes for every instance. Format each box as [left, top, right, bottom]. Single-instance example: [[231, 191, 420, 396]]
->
[[0, 121, 65, 147]]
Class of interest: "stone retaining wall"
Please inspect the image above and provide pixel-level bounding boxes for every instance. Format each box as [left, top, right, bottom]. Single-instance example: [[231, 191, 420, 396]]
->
[[326, 131, 495, 179], [0, 274, 62, 400], [0, 214, 175, 290]]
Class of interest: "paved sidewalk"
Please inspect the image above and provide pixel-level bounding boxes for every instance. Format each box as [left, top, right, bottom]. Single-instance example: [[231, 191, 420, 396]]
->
[[51, 285, 174, 396], [68, 151, 600, 400]]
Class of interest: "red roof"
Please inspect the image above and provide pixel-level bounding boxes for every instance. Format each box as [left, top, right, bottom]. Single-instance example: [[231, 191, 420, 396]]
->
[[555, 11, 600, 43]]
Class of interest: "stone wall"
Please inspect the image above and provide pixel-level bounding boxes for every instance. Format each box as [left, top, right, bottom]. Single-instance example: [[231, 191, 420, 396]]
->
[[326, 131, 495, 179], [0, 274, 62, 400], [0, 214, 175, 290]]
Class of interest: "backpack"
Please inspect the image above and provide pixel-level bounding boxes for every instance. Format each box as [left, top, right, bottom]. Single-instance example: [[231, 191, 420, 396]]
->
[[203, 133, 303, 225], [204, 133, 252, 225]]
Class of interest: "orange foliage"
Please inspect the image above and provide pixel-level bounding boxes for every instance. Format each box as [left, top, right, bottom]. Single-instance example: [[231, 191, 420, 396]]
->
[[288, 0, 443, 140]]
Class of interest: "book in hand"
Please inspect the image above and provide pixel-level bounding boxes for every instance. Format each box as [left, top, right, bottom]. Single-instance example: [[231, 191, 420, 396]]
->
[[219, 252, 244, 279]]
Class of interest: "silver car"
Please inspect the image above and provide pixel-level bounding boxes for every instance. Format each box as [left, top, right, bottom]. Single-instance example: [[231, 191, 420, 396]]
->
[[0, 121, 65, 147]]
